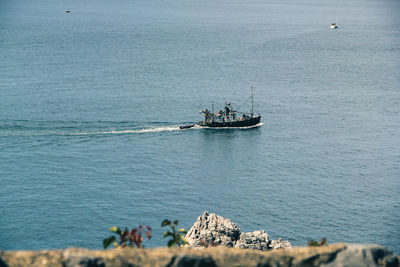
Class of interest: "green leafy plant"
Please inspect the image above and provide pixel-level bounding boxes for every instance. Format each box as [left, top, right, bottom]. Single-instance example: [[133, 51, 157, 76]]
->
[[308, 237, 327, 247], [103, 225, 152, 249], [161, 219, 189, 247]]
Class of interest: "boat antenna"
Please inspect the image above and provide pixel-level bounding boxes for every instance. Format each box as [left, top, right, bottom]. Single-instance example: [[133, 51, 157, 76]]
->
[[335, 4, 338, 23], [251, 85, 254, 117]]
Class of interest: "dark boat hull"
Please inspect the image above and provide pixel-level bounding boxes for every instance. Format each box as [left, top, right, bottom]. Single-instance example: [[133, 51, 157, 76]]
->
[[179, 124, 195, 129], [200, 115, 261, 128]]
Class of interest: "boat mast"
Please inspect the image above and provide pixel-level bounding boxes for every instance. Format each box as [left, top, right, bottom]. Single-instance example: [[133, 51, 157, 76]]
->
[[250, 85, 254, 117], [335, 4, 338, 23]]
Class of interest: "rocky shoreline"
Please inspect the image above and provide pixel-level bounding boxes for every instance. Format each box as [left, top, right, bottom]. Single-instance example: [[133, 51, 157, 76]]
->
[[0, 212, 399, 267], [186, 211, 291, 250], [1, 244, 398, 267]]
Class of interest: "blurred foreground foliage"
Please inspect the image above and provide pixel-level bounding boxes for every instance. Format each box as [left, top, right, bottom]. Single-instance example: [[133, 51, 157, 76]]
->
[[103, 225, 152, 249], [308, 238, 327, 247], [161, 219, 189, 248]]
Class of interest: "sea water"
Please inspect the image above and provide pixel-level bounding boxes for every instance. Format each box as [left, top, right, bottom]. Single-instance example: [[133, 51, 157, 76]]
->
[[0, 0, 399, 253]]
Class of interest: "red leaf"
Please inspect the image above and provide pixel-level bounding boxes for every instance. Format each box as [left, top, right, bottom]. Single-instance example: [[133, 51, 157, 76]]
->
[[133, 236, 139, 246], [130, 229, 139, 243], [145, 231, 152, 240], [133, 233, 142, 247]]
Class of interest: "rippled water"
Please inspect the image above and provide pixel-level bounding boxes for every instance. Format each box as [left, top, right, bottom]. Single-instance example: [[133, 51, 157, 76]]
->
[[1, 0, 399, 253]]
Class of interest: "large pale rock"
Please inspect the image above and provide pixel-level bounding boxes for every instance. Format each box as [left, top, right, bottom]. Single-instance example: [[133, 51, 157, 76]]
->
[[0, 244, 398, 267], [186, 211, 291, 250], [186, 211, 240, 248]]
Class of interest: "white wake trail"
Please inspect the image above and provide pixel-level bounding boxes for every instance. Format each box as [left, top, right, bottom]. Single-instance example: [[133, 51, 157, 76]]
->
[[35, 122, 263, 136], [68, 125, 182, 136]]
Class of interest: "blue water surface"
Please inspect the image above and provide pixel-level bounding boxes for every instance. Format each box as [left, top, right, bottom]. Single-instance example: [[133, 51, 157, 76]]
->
[[1, 0, 399, 253]]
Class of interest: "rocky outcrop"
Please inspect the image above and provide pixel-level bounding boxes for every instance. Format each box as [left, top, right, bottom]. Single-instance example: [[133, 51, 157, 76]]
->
[[186, 211, 291, 250], [0, 244, 399, 267], [185, 211, 241, 248]]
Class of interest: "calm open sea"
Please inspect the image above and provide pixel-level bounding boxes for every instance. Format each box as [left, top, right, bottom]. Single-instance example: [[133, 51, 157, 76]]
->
[[1, 0, 399, 253]]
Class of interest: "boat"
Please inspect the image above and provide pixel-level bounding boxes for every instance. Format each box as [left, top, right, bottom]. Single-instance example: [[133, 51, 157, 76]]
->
[[198, 86, 261, 128], [330, 5, 338, 29], [179, 124, 195, 129]]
